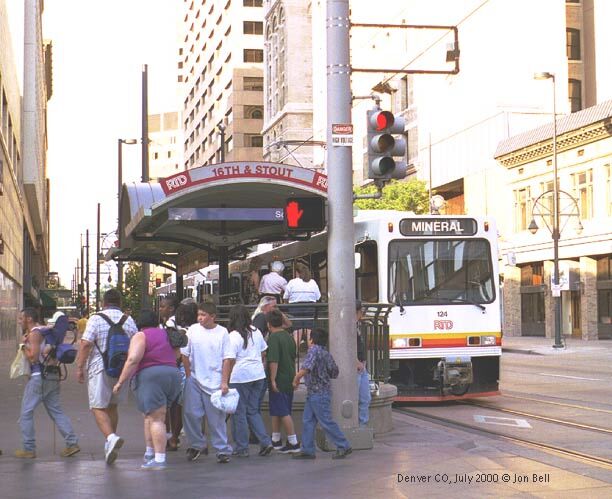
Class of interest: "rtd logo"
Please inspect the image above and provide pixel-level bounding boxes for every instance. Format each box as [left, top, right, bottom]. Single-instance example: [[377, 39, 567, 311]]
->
[[166, 174, 188, 191], [433, 320, 454, 330]]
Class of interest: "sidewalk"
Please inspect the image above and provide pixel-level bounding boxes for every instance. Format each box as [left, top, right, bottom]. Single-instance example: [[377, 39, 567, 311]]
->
[[502, 335, 612, 356], [1, 342, 611, 498]]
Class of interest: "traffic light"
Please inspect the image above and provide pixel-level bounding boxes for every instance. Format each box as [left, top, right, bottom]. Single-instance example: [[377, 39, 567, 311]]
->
[[366, 109, 407, 180], [284, 197, 325, 232]]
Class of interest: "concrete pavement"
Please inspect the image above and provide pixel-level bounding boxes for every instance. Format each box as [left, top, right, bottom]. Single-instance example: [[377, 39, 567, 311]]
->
[[1, 337, 611, 498]]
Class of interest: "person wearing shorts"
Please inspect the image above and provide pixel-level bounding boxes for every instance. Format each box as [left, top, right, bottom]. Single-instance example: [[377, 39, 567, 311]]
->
[[265, 309, 300, 453], [113, 310, 182, 470], [76, 289, 137, 464]]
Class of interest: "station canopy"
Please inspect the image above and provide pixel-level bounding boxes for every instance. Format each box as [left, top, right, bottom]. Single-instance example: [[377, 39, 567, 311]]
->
[[108, 162, 328, 274]]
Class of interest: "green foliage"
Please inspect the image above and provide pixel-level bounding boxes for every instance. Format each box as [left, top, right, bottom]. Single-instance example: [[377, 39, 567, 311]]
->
[[123, 262, 142, 317], [353, 178, 429, 214]]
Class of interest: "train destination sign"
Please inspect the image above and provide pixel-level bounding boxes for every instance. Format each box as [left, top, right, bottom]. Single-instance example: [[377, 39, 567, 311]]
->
[[168, 208, 284, 222], [161, 162, 328, 196], [399, 217, 478, 236]]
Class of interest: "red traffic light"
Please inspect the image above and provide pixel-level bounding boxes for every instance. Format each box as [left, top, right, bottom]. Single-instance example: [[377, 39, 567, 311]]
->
[[374, 111, 394, 131], [284, 197, 325, 232]]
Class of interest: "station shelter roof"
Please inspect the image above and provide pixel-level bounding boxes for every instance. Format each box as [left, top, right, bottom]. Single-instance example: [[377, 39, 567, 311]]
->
[[108, 162, 328, 274]]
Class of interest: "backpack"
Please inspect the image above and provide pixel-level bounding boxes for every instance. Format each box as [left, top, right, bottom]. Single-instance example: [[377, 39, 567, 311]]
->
[[94, 313, 130, 378], [39, 314, 78, 381]]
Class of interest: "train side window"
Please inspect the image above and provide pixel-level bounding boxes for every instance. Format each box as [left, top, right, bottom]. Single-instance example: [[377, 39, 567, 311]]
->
[[356, 241, 378, 302]]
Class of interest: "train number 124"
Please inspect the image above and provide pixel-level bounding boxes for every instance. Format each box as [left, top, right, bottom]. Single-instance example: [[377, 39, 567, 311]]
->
[[437, 311, 448, 318]]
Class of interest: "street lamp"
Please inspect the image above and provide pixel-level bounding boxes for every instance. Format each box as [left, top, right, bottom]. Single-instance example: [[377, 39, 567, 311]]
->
[[531, 71, 577, 349], [118, 138, 138, 292]]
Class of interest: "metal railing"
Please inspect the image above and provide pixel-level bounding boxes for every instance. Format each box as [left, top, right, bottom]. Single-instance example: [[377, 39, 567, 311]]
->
[[214, 302, 391, 380]]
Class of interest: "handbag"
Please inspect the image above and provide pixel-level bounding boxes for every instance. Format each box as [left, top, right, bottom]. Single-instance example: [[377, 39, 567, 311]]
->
[[10, 346, 31, 379], [165, 326, 188, 349]]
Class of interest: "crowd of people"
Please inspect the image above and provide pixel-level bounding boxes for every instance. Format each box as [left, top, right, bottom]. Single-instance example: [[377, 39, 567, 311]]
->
[[11, 261, 371, 470]]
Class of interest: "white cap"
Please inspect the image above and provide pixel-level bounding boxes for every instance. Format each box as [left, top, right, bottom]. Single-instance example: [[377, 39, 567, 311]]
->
[[271, 261, 284, 273], [48, 311, 65, 325]]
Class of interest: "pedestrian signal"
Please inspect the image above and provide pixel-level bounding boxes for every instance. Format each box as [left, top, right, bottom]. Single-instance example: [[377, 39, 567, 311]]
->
[[284, 197, 325, 232]]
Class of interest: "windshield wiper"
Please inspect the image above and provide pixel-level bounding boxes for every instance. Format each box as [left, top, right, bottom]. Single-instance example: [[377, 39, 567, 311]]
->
[[441, 296, 486, 312]]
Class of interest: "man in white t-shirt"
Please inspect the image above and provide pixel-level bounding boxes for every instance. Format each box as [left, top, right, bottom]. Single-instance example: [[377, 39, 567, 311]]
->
[[181, 302, 233, 463]]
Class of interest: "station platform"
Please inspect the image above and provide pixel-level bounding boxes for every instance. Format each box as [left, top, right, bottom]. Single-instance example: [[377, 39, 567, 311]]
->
[[1, 338, 611, 498]]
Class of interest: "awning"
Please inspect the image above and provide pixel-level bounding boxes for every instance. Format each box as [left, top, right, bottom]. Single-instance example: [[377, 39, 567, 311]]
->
[[110, 162, 328, 273]]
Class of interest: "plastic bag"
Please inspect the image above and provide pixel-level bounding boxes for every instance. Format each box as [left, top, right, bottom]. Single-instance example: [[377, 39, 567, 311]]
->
[[10, 346, 31, 379], [210, 388, 240, 414]]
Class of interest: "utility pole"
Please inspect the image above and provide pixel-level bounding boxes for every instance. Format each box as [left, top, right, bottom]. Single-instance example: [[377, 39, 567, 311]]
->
[[95, 203, 101, 312], [86, 230, 90, 314], [141, 64, 150, 311], [326, 0, 372, 448]]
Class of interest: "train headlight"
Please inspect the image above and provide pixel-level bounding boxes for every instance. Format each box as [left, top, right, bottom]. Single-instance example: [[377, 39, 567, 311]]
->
[[481, 335, 496, 346], [392, 338, 408, 348]]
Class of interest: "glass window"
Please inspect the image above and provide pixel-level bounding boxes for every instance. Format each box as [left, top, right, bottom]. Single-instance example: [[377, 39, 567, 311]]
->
[[356, 241, 379, 302], [245, 134, 263, 147], [243, 21, 263, 35], [388, 239, 495, 306], [514, 187, 531, 231], [245, 105, 264, 119], [243, 49, 264, 63], [566, 28, 581, 60], [572, 169, 593, 219], [568, 79, 582, 112], [243, 0, 262, 6]]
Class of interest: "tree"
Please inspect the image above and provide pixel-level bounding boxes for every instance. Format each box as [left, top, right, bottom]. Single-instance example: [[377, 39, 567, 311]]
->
[[353, 178, 429, 214], [123, 262, 142, 317]]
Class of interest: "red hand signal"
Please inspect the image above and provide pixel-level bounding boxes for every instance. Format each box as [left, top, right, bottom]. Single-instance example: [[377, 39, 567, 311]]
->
[[286, 201, 304, 228]]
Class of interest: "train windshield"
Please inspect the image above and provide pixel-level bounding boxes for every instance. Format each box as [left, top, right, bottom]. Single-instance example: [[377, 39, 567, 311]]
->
[[388, 239, 495, 306]]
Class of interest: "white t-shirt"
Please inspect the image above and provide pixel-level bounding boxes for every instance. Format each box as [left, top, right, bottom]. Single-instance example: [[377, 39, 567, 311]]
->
[[227, 327, 267, 384], [181, 323, 231, 394], [283, 278, 321, 303], [259, 272, 287, 295]]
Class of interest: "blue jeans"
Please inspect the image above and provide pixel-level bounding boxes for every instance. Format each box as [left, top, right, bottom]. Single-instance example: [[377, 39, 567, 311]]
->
[[301, 391, 350, 455], [231, 379, 271, 452], [357, 367, 371, 426], [19, 375, 78, 451]]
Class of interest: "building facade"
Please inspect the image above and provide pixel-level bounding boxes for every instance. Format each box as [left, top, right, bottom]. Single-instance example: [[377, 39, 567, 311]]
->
[[148, 111, 183, 181], [262, 0, 317, 169], [180, 0, 265, 169], [496, 101, 612, 340], [0, 0, 51, 347]]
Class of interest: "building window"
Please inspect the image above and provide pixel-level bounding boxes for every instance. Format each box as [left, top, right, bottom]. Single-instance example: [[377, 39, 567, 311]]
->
[[243, 49, 264, 63], [243, 21, 263, 35], [245, 134, 263, 147], [607, 165, 612, 216], [521, 263, 544, 286], [568, 79, 582, 113], [566, 28, 581, 60], [243, 76, 263, 91], [243, 0, 262, 6], [245, 105, 264, 119], [514, 187, 531, 231], [572, 169, 593, 219]]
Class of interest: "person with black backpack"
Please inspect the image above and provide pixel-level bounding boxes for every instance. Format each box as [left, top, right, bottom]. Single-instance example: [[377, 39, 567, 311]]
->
[[75, 288, 137, 464]]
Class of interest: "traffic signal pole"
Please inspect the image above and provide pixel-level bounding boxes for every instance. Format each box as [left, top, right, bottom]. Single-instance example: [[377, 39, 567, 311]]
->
[[326, 0, 373, 449]]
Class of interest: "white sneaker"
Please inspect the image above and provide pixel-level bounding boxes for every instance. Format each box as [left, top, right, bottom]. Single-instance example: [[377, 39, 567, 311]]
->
[[105, 435, 124, 465]]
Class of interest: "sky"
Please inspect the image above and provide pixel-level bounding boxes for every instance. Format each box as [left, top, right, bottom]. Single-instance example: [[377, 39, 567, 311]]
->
[[37, 0, 181, 286]]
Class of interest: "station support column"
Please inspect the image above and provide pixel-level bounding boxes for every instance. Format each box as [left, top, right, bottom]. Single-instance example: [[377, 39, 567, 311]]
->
[[326, 0, 373, 449]]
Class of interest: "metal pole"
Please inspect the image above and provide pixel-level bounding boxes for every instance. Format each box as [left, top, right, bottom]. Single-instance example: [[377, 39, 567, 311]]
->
[[86, 230, 90, 314], [96, 203, 101, 312], [218, 248, 229, 298], [327, 0, 369, 446], [218, 124, 226, 163], [551, 76, 562, 349], [141, 64, 150, 311], [117, 139, 124, 293], [80, 235, 84, 314]]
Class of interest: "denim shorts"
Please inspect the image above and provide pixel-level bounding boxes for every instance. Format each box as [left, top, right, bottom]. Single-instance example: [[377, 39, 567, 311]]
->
[[268, 390, 293, 417]]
